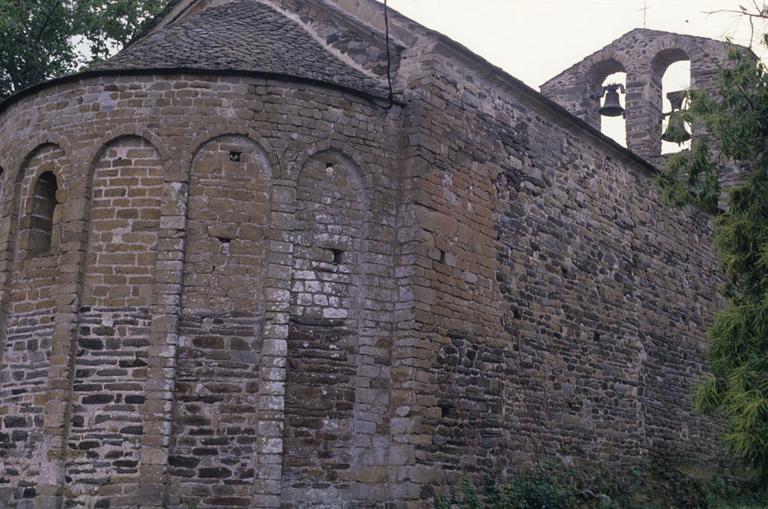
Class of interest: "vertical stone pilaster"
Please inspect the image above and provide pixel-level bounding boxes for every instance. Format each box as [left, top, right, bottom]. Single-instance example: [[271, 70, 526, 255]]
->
[[0, 173, 18, 367], [35, 191, 89, 509], [252, 179, 295, 508], [625, 62, 663, 161], [387, 107, 435, 504], [0, 171, 26, 508], [23, 159, 87, 509], [137, 178, 188, 508]]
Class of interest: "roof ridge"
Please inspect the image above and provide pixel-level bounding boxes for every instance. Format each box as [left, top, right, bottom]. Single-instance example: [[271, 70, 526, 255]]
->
[[128, 0, 193, 47], [255, 0, 382, 81], [94, 0, 387, 96]]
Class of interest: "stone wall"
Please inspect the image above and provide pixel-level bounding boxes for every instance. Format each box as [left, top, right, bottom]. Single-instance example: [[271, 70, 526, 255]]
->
[[0, 25, 725, 509], [0, 74, 401, 508], [539, 29, 737, 171], [167, 134, 272, 508], [390, 39, 724, 502], [64, 136, 163, 505], [0, 144, 68, 503]]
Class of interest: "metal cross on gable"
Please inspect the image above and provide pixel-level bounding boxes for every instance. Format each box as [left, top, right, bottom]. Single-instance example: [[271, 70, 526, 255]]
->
[[640, 0, 650, 28]]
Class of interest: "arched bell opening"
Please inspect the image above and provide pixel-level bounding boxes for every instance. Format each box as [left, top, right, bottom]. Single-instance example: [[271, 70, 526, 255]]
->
[[653, 49, 692, 155], [598, 71, 627, 147], [586, 59, 627, 147], [661, 60, 691, 154]]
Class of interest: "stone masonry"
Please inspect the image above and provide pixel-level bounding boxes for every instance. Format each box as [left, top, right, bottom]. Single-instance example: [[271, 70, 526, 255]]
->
[[540, 29, 740, 171], [0, 0, 742, 507]]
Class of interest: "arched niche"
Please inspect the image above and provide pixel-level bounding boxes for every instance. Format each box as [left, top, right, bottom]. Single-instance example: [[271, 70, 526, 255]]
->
[[13, 143, 67, 265], [168, 134, 272, 507], [17, 145, 67, 260], [65, 136, 164, 503], [181, 134, 272, 313], [586, 58, 627, 145], [653, 48, 692, 154], [6, 142, 67, 314], [0, 143, 67, 493], [82, 136, 164, 307], [282, 149, 368, 504], [291, 150, 366, 321]]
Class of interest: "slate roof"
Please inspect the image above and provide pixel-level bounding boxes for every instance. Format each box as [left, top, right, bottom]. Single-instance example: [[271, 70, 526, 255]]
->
[[96, 0, 386, 96]]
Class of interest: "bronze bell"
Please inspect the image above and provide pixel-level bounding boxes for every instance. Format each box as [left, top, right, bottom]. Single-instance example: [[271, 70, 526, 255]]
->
[[661, 90, 691, 144], [666, 90, 687, 111], [598, 83, 626, 117], [661, 114, 691, 143]]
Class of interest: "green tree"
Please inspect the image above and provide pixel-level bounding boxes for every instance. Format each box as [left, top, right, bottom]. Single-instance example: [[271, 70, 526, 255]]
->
[[0, 0, 167, 99], [657, 20, 768, 480]]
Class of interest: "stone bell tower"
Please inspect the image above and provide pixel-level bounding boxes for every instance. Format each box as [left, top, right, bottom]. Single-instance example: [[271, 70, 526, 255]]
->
[[541, 29, 744, 167]]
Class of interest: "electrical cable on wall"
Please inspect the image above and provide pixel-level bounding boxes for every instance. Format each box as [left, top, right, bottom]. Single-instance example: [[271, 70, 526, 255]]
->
[[384, 0, 394, 109]]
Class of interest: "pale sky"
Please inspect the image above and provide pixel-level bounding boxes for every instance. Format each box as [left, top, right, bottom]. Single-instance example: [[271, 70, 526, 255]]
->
[[381, 0, 766, 88], [380, 1, 766, 148]]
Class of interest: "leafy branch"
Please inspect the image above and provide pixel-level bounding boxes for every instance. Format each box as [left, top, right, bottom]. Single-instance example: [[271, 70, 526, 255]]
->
[[658, 27, 768, 482], [0, 0, 168, 99]]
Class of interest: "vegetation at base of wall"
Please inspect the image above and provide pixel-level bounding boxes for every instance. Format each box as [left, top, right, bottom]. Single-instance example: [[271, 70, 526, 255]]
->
[[655, 8, 768, 483], [435, 462, 768, 509]]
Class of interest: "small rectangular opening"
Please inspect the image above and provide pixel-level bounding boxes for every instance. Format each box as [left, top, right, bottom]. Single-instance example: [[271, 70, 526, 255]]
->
[[217, 237, 231, 255], [330, 248, 344, 265], [438, 401, 455, 419], [229, 151, 242, 162]]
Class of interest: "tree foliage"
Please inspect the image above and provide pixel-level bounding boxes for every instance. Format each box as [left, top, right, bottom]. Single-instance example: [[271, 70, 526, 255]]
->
[[657, 35, 768, 480], [0, 0, 167, 99]]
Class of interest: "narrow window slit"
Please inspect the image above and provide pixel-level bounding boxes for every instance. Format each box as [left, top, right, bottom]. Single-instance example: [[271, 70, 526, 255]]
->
[[29, 171, 59, 257]]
